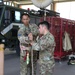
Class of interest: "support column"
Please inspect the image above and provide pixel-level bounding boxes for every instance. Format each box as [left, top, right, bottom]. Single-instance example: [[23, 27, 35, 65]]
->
[[0, 44, 4, 75]]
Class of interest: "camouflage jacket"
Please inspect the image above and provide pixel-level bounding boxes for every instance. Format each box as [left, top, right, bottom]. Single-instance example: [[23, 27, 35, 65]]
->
[[32, 32, 56, 66], [18, 23, 39, 45]]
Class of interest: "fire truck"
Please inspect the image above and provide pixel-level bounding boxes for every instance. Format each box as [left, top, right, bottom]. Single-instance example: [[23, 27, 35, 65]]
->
[[0, 4, 59, 56]]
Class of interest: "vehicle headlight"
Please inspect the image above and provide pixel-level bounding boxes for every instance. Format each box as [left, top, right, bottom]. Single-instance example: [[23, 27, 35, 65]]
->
[[2, 39, 5, 42]]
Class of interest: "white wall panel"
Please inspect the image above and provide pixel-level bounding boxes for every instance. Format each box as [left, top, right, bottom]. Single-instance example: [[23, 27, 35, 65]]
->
[[53, 0, 75, 2], [56, 1, 75, 20]]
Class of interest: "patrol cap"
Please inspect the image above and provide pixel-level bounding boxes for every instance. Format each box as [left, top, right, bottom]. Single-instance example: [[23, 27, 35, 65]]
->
[[38, 21, 51, 30], [20, 13, 30, 19]]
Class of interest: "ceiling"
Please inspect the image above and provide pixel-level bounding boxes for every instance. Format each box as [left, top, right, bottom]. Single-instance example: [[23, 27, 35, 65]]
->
[[3, 0, 75, 5], [3, 0, 32, 5]]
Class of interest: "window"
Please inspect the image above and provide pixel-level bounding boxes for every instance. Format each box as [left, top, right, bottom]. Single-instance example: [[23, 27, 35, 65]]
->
[[4, 2, 6, 5], [12, 3, 14, 6], [0, 0, 2, 2], [0, 7, 3, 25], [4, 10, 10, 24], [15, 11, 21, 22], [0, 7, 3, 19], [7, 2, 10, 5], [56, 1, 75, 20]]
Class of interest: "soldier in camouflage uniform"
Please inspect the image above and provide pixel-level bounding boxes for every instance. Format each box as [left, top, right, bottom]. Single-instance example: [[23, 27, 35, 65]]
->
[[18, 13, 39, 75], [28, 21, 56, 75]]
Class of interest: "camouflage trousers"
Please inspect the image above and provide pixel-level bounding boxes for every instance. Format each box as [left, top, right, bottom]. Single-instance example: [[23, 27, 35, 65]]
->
[[20, 51, 38, 75], [38, 62, 54, 75], [20, 56, 28, 75]]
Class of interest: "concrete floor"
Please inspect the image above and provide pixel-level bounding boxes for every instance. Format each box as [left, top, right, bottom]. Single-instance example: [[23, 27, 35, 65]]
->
[[4, 49, 75, 75], [54, 60, 75, 75]]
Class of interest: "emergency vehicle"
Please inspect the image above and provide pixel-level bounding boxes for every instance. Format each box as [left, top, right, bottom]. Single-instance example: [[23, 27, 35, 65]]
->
[[0, 4, 59, 56]]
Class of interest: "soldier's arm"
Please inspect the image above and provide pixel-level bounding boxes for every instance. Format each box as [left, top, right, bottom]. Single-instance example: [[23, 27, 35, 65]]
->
[[31, 39, 49, 51], [17, 28, 28, 44], [31, 24, 39, 36], [31, 36, 55, 51], [17, 28, 24, 40]]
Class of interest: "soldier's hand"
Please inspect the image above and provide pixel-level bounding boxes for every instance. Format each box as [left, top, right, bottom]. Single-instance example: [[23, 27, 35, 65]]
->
[[19, 36, 29, 44], [28, 33, 33, 41], [20, 45, 30, 51], [20, 45, 26, 50]]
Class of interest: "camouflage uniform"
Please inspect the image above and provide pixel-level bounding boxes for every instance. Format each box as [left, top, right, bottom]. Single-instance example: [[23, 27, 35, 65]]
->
[[18, 24, 39, 75], [32, 32, 55, 75]]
